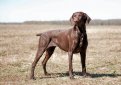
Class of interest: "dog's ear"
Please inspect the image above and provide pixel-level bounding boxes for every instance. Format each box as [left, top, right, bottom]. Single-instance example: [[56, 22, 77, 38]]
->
[[70, 13, 75, 25], [84, 13, 91, 24]]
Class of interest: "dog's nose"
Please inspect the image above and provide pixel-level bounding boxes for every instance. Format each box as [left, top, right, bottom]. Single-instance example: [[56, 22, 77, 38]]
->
[[78, 16, 82, 20]]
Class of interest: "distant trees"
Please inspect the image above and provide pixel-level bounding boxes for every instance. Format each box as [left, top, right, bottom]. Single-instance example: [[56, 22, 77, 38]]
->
[[89, 19, 121, 25], [1, 19, 121, 25], [24, 21, 70, 25], [24, 19, 121, 25]]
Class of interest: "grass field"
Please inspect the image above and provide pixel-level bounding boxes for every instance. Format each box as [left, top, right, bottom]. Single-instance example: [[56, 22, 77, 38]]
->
[[0, 24, 121, 85]]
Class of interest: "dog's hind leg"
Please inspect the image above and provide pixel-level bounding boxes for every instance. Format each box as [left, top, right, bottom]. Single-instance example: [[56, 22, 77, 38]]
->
[[42, 46, 55, 75], [30, 35, 50, 80]]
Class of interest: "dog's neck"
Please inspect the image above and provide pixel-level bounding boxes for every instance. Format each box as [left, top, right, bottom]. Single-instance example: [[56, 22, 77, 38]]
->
[[74, 25, 86, 34]]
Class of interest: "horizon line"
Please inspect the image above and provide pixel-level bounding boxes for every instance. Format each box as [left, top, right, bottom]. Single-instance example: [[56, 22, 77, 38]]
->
[[0, 18, 121, 23]]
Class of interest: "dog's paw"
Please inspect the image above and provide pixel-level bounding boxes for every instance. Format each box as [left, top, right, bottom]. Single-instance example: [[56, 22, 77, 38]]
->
[[45, 73, 51, 76], [69, 75, 75, 79], [30, 77, 36, 80], [82, 73, 90, 78]]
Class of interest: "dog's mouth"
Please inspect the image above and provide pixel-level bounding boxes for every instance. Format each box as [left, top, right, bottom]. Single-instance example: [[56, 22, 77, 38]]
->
[[75, 20, 82, 24]]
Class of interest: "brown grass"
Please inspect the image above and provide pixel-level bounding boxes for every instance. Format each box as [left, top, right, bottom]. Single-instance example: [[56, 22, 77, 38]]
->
[[0, 24, 121, 85]]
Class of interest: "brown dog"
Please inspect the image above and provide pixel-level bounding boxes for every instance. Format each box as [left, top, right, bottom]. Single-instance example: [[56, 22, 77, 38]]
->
[[30, 12, 91, 79]]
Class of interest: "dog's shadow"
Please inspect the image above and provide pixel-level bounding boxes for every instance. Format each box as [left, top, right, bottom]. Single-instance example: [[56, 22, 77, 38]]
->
[[40, 71, 121, 79]]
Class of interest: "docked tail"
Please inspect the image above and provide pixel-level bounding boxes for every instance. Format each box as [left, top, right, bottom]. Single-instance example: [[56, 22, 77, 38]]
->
[[36, 33, 42, 36]]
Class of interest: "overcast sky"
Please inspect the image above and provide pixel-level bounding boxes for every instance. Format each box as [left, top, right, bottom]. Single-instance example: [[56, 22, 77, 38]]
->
[[0, 0, 121, 22]]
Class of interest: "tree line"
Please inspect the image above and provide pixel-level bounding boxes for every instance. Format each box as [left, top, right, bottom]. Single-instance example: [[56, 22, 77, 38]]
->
[[1, 19, 121, 25], [24, 19, 121, 25]]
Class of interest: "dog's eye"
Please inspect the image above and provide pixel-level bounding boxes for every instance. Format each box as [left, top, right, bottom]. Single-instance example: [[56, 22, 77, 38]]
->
[[73, 15, 76, 17], [79, 14, 82, 17]]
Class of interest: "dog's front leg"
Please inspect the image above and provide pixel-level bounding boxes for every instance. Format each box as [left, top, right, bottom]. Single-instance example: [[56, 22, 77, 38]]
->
[[68, 51, 74, 79], [80, 51, 87, 77]]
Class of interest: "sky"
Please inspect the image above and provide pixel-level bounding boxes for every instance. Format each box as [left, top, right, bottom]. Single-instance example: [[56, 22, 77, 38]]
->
[[0, 0, 121, 22]]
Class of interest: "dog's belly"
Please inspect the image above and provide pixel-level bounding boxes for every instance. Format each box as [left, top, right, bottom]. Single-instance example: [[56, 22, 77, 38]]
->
[[47, 39, 85, 53], [48, 39, 83, 53], [47, 38, 69, 52], [58, 45, 82, 53]]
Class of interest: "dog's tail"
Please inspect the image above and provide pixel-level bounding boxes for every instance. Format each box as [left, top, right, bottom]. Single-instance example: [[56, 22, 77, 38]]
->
[[36, 33, 42, 36]]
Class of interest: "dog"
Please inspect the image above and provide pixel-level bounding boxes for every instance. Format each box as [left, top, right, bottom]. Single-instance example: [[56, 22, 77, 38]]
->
[[30, 11, 91, 79]]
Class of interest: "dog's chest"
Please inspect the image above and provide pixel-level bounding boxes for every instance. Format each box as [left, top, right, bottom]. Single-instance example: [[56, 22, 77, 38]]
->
[[73, 29, 84, 52], [76, 34, 84, 47]]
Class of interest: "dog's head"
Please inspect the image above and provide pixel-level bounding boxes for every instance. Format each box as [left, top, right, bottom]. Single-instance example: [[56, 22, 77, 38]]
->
[[70, 12, 91, 26]]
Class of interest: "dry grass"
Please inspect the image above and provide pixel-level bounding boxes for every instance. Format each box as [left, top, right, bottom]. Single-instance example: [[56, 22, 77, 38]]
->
[[0, 24, 121, 85]]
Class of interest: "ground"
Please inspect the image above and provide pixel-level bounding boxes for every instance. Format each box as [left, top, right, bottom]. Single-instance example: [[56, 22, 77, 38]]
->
[[0, 24, 121, 85]]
